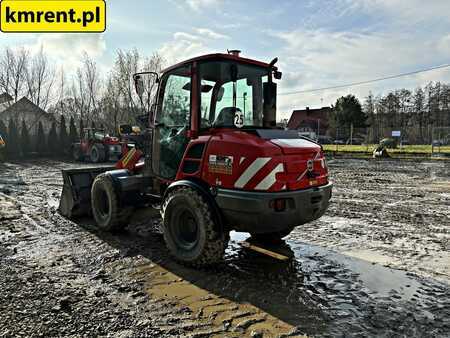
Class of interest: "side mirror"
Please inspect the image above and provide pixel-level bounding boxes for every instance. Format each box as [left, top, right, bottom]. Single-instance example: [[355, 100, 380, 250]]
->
[[134, 75, 145, 99], [263, 82, 277, 128], [133, 71, 159, 100]]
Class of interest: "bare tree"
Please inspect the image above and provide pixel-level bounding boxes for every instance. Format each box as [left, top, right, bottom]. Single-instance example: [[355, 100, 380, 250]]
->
[[101, 73, 123, 133], [82, 52, 101, 120], [55, 67, 66, 108], [68, 53, 102, 130], [0, 47, 29, 103], [111, 49, 164, 122], [25, 47, 56, 109]]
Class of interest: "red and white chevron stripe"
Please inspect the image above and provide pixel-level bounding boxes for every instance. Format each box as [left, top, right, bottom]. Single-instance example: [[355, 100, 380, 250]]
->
[[233, 151, 325, 192]]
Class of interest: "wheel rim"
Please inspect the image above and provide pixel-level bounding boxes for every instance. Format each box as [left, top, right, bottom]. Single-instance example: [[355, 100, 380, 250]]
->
[[95, 188, 110, 220], [171, 208, 199, 250]]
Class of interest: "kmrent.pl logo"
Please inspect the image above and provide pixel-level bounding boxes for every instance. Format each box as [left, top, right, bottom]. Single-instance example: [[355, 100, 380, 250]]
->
[[0, 0, 106, 32]]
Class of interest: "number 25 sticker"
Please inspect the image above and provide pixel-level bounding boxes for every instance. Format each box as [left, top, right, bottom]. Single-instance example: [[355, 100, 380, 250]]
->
[[234, 111, 244, 128]]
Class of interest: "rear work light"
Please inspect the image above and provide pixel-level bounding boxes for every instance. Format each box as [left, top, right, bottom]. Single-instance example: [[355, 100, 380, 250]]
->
[[270, 198, 287, 212]]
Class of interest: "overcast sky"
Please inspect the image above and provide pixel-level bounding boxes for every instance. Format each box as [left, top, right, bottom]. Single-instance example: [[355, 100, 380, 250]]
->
[[1, 0, 450, 119]]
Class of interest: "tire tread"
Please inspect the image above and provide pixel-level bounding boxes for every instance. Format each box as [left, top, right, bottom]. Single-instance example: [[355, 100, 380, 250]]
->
[[161, 186, 228, 267], [91, 173, 132, 231]]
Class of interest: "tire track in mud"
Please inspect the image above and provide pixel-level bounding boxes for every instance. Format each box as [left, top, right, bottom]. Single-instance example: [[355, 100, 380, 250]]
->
[[97, 226, 312, 337]]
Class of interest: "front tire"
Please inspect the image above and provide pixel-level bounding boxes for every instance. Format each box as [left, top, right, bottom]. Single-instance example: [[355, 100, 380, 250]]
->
[[162, 187, 229, 267], [91, 173, 132, 231], [90, 144, 106, 163]]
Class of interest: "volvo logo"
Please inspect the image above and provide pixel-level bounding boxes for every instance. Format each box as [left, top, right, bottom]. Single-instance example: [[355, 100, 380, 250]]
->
[[307, 160, 314, 172]]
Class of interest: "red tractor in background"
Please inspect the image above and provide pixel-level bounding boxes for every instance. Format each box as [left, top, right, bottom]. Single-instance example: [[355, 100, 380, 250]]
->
[[60, 51, 332, 267], [72, 128, 124, 163]]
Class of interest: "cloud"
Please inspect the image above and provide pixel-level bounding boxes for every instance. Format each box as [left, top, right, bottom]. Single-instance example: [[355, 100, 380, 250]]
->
[[185, 0, 222, 11], [29, 34, 106, 71], [160, 28, 229, 64], [345, 0, 450, 25], [195, 28, 230, 40], [173, 32, 201, 41], [160, 33, 212, 65], [438, 34, 450, 55]]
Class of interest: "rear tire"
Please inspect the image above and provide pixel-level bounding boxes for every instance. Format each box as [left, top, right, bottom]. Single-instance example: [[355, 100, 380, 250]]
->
[[162, 187, 229, 267], [91, 173, 132, 231], [250, 228, 294, 244], [90, 144, 106, 163]]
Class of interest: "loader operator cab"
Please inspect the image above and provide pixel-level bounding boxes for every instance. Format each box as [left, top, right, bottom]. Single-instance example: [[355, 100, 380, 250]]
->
[[199, 61, 270, 129], [134, 52, 281, 180]]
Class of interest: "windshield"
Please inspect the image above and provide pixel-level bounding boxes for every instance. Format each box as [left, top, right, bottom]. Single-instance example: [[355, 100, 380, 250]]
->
[[199, 61, 270, 129], [94, 132, 106, 140]]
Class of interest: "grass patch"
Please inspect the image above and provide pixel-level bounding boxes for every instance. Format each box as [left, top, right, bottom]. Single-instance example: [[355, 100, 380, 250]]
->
[[323, 144, 450, 154]]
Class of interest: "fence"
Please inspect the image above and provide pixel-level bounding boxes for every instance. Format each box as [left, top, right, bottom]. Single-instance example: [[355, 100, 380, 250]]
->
[[322, 126, 450, 156], [431, 127, 450, 156]]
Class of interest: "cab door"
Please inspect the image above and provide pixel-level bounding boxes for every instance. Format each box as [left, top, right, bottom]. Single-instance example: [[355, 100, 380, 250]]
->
[[153, 64, 192, 180]]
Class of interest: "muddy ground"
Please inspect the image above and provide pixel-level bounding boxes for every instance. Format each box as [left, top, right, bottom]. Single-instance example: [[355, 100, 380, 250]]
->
[[0, 158, 449, 337]]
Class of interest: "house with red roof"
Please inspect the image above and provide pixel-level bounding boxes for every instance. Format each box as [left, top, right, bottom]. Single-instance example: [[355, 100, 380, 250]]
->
[[287, 107, 331, 136]]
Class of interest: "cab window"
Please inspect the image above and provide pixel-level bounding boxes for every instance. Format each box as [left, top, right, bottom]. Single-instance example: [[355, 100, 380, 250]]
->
[[154, 65, 191, 180]]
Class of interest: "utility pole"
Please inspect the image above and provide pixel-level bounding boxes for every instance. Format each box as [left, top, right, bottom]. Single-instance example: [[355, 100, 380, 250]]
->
[[317, 119, 320, 141], [350, 123, 354, 145]]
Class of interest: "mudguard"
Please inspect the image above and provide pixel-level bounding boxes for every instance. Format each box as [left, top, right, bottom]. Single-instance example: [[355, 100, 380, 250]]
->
[[164, 180, 225, 234]]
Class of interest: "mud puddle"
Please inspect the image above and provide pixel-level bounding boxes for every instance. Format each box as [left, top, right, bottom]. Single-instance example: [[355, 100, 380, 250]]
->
[[230, 232, 420, 301]]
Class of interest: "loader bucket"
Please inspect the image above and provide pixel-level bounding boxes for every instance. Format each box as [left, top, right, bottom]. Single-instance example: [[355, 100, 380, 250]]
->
[[59, 166, 115, 218]]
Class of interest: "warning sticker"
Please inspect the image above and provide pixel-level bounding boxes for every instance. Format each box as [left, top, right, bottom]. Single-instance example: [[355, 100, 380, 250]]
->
[[208, 155, 233, 175]]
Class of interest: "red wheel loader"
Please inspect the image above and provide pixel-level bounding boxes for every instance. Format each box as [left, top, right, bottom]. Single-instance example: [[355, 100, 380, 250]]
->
[[59, 51, 332, 267]]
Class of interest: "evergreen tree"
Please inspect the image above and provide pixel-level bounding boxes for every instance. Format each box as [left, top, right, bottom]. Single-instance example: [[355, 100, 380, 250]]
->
[[333, 95, 367, 129], [59, 115, 69, 156], [69, 116, 78, 144], [36, 121, 47, 155], [7, 119, 20, 158], [20, 120, 31, 156], [0, 120, 8, 161], [0, 120, 7, 137], [47, 122, 58, 156]]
